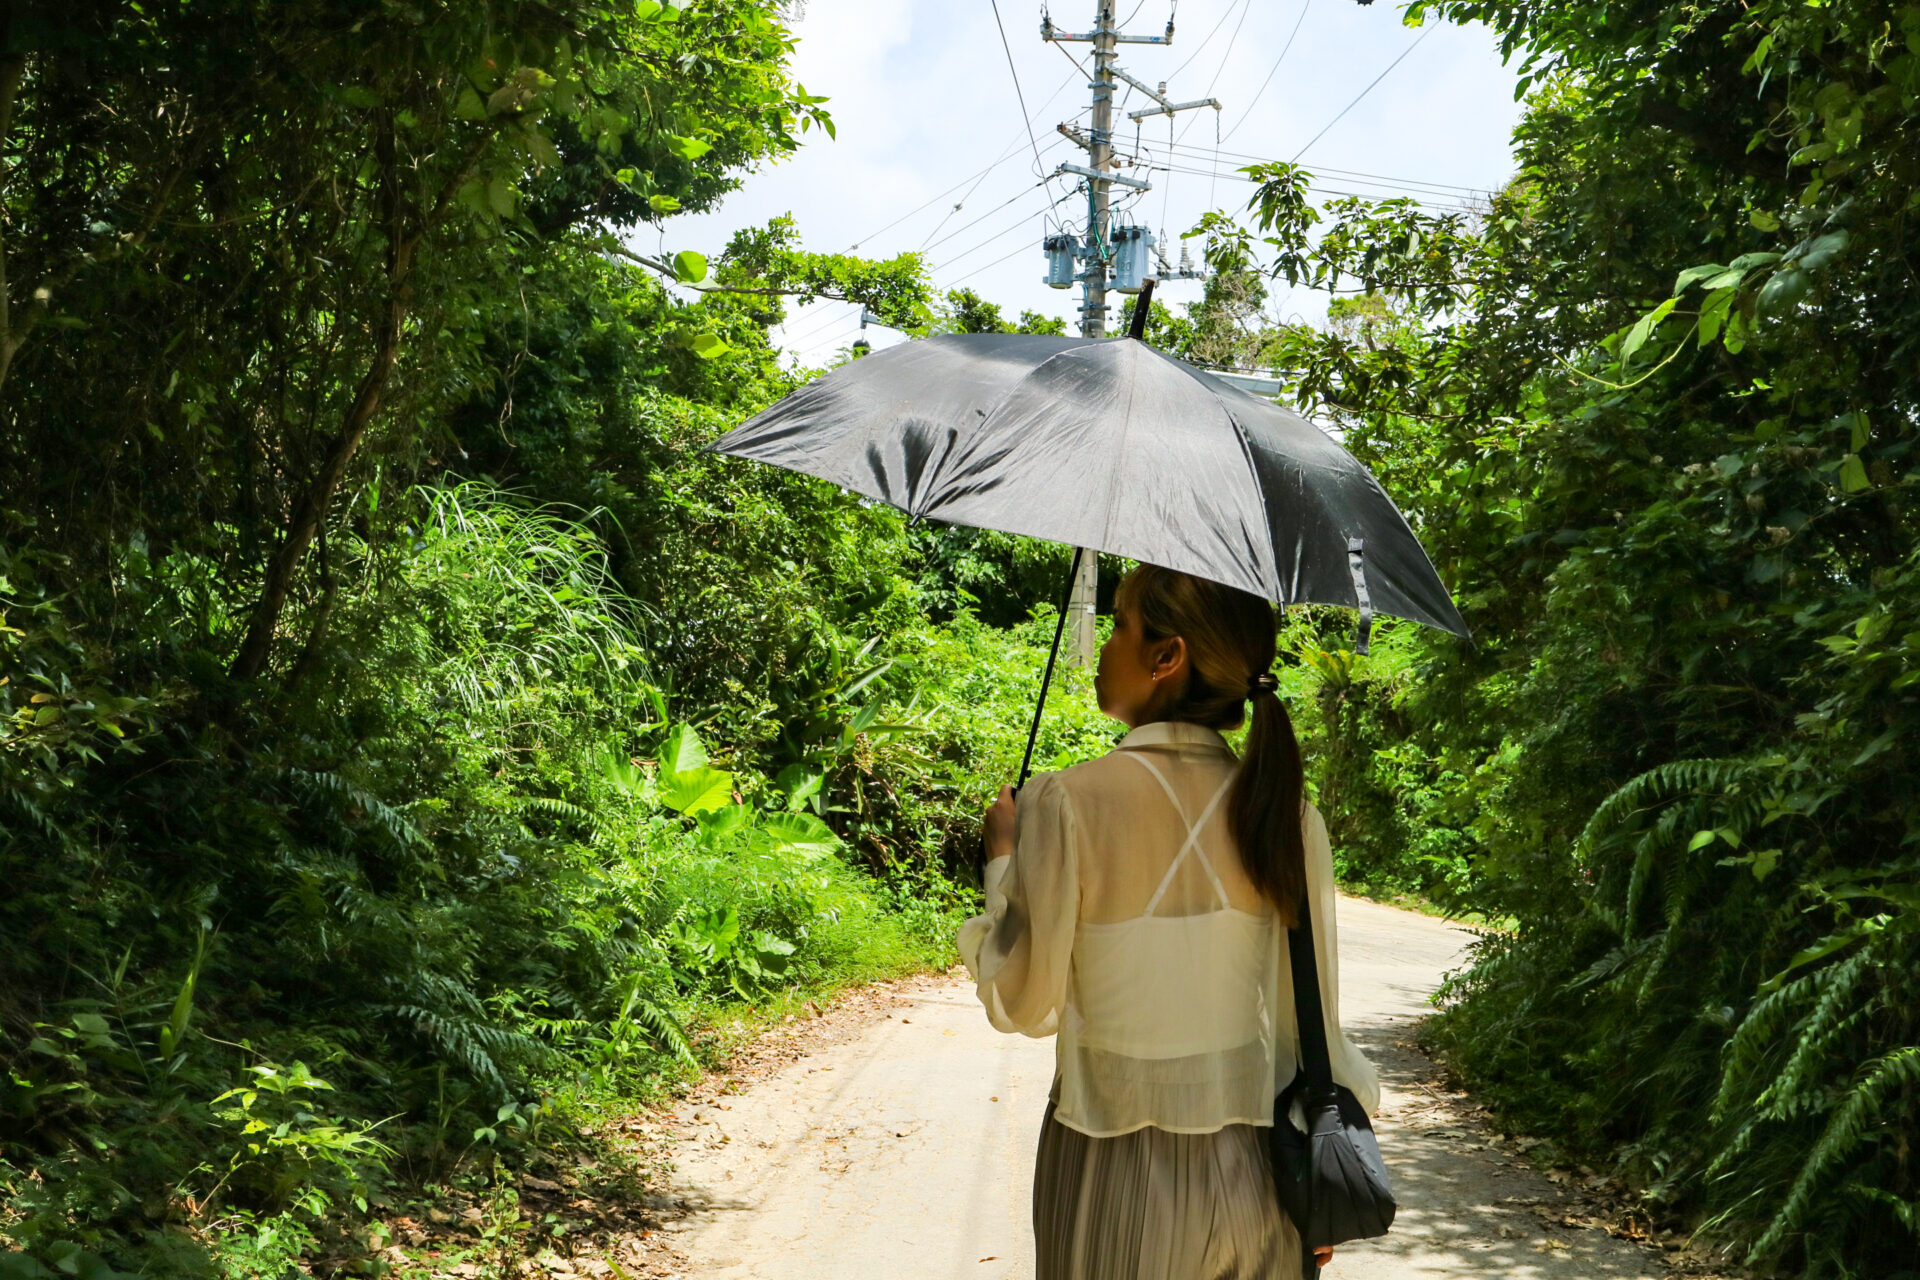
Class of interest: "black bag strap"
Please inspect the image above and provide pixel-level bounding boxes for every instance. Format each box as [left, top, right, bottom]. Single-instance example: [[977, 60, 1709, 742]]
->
[[1286, 893, 1336, 1093]]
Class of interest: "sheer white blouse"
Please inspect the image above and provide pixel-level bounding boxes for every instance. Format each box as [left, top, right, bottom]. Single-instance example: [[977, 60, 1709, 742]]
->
[[957, 719, 1381, 1139]]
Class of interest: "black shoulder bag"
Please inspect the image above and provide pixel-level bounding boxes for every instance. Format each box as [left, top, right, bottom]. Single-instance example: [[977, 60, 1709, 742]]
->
[[1269, 895, 1396, 1276]]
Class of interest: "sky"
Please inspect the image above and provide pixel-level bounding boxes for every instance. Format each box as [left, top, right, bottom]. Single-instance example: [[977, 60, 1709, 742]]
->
[[659, 0, 1525, 368]]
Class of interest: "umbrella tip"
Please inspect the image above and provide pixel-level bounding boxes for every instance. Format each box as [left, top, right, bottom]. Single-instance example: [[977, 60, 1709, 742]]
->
[[1127, 278, 1156, 341]]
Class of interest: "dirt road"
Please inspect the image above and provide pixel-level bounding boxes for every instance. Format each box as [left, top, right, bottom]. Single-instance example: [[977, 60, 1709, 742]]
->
[[651, 894, 1675, 1279]]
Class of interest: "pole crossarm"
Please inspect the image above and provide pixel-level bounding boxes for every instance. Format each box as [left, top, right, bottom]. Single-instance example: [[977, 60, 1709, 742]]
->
[[1056, 161, 1150, 190], [1043, 15, 1172, 44], [1127, 95, 1221, 121]]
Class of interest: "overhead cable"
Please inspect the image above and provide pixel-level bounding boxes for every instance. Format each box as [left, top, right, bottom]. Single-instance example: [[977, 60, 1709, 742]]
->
[[842, 65, 1080, 253], [1290, 22, 1437, 163], [932, 186, 1082, 273], [990, 0, 1057, 192], [1160, 141, 1490, 197], [1219, 0, 1310, 143], [1167, 0, 1247, 81]]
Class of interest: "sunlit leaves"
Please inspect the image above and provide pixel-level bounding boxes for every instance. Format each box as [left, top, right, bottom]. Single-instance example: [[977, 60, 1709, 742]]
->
[[670, 249, 708, 283]]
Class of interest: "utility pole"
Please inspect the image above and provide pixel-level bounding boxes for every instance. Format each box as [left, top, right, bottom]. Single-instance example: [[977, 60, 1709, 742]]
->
[[1042, 2, 1215, 667]]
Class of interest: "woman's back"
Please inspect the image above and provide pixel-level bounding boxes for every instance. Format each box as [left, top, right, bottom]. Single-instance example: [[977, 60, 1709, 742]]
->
[[959, 562, 1388, 1280], [960, 719, 1379, 1140]]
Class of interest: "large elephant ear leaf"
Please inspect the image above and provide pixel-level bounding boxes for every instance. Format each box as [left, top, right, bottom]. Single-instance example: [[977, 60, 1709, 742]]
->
[[756, 811, 841, 858], [662, 722, 709, 774], [660, 764, 733, 815]]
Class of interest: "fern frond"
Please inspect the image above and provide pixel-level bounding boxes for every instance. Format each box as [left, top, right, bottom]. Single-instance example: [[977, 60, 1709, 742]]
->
[[521, 795, 595, 834], [1711, 944, 1871, 1125], [1575, 756, 1754, 856], [283, 767, 430, 852], [1754, 938, 1885, 1122], [1855, 1187, 1920, 1239], [1748, 1045, 1920, 1263]]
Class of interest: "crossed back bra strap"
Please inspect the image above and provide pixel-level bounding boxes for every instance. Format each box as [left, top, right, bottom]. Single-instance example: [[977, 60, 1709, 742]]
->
[[1122, 751, 1235, 915]]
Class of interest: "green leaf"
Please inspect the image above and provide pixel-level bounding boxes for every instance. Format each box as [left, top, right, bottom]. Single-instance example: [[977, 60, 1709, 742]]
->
[[694, 802, 753, 840], [649, 193, 682, 214], [1696, 286, 1736, 347], [1748, 207, 1781, 232], [688, 331, 730, 359], [757, 810, 841, 857], [1847, 412, 1870, 453], [1756, 265, 1810, 316], [1838, 453, 1871, 492], [660, 764, 734, 815], [1673, 263, 1726, 294], [1791, 230, 1848, 272], [1620, 297, 1678, 362], [662, 722, 709, 774], [1688, 829, 1719, 852], [486, 176, 516, 218], [671, 249, 707, 283], [775, 764, 825, 811], [665, 134, 713, 160], [1757, 916, 1890, 994]]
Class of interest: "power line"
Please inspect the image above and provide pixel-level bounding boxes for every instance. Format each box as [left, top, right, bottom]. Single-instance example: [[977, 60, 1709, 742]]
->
[[1290, 22, 1437, 163], [1219, 0, 1309, 143], [921, 174, 1059, 265], [1172, 0, 1251, 149], [842, 66, 1081, 253], [1167, 0, 1246, 81], [931, 185, 1081, 273], [1150, 162, 1476, 211], [918, 137, 1068, 252], [1159, 140, 1489, 195], [942, 238, 1050, 293], [991, 0, 1056, 189]]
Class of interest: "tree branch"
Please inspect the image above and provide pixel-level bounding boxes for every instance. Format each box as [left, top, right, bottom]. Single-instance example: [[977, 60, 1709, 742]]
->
[[609, 243, 871, 303]]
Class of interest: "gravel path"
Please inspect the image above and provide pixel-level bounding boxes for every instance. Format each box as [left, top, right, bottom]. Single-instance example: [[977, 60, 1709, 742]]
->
[[646, 894, 1683, 1279]]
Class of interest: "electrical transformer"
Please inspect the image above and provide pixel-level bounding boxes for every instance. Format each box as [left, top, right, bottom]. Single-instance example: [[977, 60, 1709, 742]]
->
[[1043, 234, 1077, 289], [1110, 224, 1156, 293]]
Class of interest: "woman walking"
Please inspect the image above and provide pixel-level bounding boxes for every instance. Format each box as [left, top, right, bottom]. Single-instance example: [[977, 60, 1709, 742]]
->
[[958, 563, 1381, 1280]]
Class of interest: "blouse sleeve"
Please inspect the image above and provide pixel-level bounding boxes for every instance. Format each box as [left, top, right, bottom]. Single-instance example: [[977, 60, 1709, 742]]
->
[[1305, 802, 1383, 1116], [956, 770, 1080, 1038]]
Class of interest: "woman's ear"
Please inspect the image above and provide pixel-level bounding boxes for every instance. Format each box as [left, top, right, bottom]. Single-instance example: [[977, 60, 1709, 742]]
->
[[1153, 635, 1188, 681]]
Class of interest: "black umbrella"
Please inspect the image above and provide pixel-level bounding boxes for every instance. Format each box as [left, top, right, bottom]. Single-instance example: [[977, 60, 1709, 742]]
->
[[706, 295, 1469, 788]]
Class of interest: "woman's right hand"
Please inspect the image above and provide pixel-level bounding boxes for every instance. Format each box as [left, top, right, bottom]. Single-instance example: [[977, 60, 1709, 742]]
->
[[982, 785, 1017, 862], [1313, 1245, 1335, 1268]]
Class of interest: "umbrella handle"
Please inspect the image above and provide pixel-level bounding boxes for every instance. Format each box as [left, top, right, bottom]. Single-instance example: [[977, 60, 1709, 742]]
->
[[1014, 545, 1085, 796]]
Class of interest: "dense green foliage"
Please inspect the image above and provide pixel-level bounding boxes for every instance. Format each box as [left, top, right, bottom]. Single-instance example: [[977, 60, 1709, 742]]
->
[[0, 3, 1100, 1274], [11, 0, 1913, 1275], [1191, 1, 1918, 1273]]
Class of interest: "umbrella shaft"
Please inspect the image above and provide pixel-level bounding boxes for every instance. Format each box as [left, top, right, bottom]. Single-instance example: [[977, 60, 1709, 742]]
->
[[1016, 545, 1085, 794]]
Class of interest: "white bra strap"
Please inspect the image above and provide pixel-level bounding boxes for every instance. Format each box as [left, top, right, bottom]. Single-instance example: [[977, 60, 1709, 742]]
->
[[1125, 753, 1236, 914], [1124, 750, 1189, 824]]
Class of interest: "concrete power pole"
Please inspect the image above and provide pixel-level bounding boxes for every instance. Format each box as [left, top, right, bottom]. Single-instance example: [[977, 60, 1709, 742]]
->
[[1043, 3, 1213, 668]]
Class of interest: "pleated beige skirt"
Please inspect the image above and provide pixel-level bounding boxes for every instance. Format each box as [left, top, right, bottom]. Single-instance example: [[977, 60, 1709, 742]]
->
[[1033, 1093, 1303, 1280]]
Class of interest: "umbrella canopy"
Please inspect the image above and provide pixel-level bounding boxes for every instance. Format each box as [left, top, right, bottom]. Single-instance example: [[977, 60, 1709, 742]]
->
[[706, 331, 1469, 642]]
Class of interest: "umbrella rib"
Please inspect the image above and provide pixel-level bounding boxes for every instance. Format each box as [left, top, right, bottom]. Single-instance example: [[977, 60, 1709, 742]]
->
[[1215, 397, 1285, 604], [1099, 343, 1144, 554]]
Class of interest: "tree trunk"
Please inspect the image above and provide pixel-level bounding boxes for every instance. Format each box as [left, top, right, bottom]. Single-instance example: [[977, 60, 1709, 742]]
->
[[230, 116, 413, 683]]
